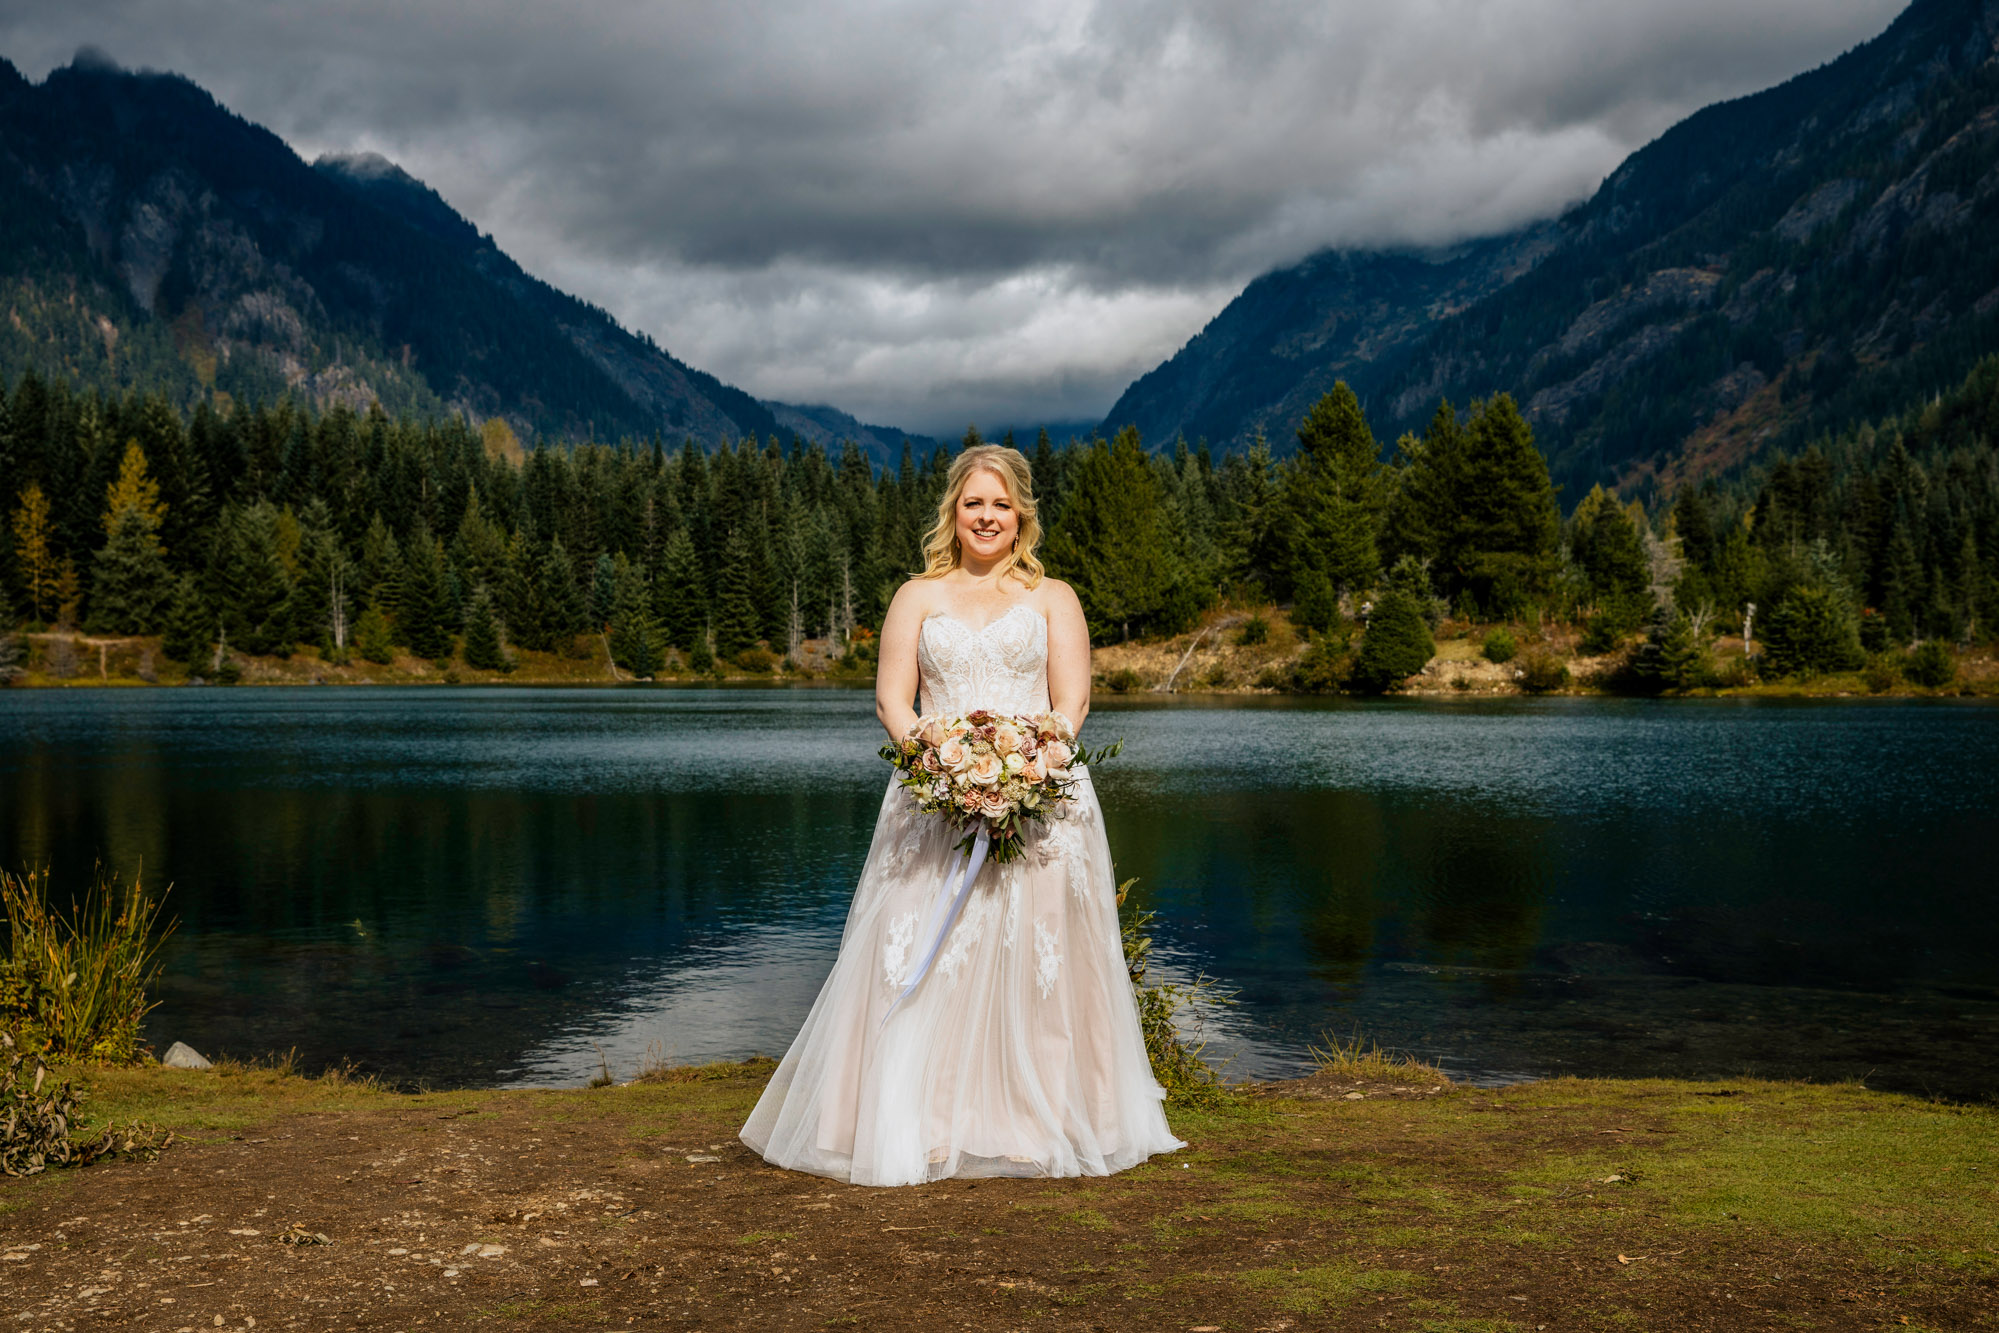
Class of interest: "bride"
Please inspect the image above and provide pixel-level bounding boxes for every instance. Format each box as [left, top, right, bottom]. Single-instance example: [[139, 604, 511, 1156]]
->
[[740, 444, 1185, 1185]]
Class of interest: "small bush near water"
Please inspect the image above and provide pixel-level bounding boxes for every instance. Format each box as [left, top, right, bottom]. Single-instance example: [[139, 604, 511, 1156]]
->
[[1905, 640, 1958, 689], [1, 866, 174, 1062], [1480, 627, 1518, 664], [1117, 879, 1236, 1108], [1308, 1031, 1450, 1086]]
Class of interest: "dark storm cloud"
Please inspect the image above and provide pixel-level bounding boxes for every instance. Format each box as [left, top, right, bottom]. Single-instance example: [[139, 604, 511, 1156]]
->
[[0, 0, 1905, 433]]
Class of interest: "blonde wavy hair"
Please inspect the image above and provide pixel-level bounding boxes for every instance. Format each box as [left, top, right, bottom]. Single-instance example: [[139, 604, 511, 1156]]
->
[[916, 445, 1045, 586]]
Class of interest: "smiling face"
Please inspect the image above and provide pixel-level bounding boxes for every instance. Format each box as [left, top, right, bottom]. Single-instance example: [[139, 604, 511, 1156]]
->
[[953, 467, 1019, 567]]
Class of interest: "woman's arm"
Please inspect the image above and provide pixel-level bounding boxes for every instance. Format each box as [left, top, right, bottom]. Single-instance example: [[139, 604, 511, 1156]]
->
[[1041, 579, 1092, 733], [874, 581, 927, 742]]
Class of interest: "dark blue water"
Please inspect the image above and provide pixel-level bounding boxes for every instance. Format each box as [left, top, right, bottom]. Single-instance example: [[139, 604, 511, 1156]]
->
[[2, 688, 1994, 1098]]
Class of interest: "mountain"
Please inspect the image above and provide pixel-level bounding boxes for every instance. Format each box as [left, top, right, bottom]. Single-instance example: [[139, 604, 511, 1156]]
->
[[763, 400, 937, 468], [1104, 0, 1999, 501], [0, 51, 783, 445]]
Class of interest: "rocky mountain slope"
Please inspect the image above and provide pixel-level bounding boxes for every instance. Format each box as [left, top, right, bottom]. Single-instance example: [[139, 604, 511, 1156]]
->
[[1104, 0, 1999, 500], [0, 52, 783, 446]]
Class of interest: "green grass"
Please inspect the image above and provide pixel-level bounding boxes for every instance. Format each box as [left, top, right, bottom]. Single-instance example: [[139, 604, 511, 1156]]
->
[[1233, 1261, 1426, 1314]]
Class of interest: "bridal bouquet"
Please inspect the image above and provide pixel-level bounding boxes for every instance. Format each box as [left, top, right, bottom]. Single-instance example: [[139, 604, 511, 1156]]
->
[[879, 709, 1121, 866]]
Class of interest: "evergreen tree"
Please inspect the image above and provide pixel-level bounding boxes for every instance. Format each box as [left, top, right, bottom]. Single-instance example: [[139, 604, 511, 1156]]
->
[[1626, 606, 1706, 693], [589, 551, 618, 628], [398, 525, 456, 661], [654, 526, 707, 652], [712, 529, 763, 659], [1291, 568, 1339, 634], [1043, 427, 1204, 642], [88, 441, 174, 634], [1284, 383, 1383, 597], [354, 605, 395, 664], [216, 503, 296, 656], [159, 574, 214, 664], [1568, 485, 1651, 604], [1761, 546, 1864, 677], [497, 530, 547, 652], [461, 584, 512, 672], [1439, 396, 1559, 615], [293, 498, 353, 653], [1354, 587, 1435, 692], [358, 514, 403, 616], [540, 540, 589, 644], [607, 556, 663, 677], [11, 481, 60, 625]]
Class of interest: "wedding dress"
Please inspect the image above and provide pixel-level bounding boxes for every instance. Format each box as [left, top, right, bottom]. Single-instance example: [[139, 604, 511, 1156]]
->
[[740, 603, 1185, 1185]]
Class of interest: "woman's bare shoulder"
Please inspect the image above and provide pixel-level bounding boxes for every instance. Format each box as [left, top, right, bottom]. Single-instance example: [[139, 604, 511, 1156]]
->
[[1029, 577, 1081, 612]]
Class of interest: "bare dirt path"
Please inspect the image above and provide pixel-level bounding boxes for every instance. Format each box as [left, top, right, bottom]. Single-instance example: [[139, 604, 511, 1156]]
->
[[2, 1063, 1991, 1331]]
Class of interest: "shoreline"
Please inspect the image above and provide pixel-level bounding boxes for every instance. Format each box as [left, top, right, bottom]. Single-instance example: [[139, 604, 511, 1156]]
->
[[6, 616, 1996, 699], [2, 1059, 1991, 1330]]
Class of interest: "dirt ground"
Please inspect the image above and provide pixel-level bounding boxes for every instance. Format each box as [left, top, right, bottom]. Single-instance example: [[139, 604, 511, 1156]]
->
[[2, 1062, 1992, 1332]]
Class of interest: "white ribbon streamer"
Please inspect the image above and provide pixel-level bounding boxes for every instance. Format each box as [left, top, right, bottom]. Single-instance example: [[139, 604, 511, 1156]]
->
[[880, 822, 992, 1028]]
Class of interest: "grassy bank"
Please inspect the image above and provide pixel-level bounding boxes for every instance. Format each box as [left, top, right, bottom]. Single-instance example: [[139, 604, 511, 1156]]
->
[[1, 1060, 1991, 1331], [1088, 605, 1999, 700]]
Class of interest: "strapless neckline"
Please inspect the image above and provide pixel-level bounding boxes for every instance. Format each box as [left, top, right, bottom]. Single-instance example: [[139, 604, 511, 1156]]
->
[[921, 603, 1040, 637]]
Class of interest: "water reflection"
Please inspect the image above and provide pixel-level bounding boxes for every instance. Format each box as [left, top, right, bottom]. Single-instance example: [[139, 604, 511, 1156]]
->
[[0, 689, 1993, 1099]]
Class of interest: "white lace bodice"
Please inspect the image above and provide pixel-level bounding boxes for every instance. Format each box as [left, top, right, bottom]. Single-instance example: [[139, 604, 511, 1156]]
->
[[916, 604, 1050, 718]]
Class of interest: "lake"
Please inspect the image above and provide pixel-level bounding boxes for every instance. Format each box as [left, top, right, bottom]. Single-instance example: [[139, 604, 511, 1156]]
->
[[3, 687, 1994, 1101]]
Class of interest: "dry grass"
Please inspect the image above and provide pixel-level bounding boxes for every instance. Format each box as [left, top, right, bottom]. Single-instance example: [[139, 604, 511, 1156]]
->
[[1307, 1030, 1453, 1087]]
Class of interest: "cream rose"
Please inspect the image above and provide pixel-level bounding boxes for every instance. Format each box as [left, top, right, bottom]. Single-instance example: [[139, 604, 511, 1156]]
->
[[918, 716, 948, 748], [1019, 755, 1047, 784], [979, 788, 1011, 817], [937, 737, 971, 773], [992, 722, 1021, 755], [1002, 751, 1026, 777], [969, 751, 1004, 786], [1042, 740, 1072, 771]]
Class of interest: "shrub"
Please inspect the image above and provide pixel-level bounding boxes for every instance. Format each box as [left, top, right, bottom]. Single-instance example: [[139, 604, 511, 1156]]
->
[[1235, 614, 1270, 646], [1862, 653, 1903, 694], [733, 646, 779, 674], [1, 867, 173, 1063], [1353, 588, 1435, 692], [1905, 640, 1957, 689], [1480, 628, 1518, 664], [1289, 637, 1351, 693], [1100, 666, 1144, 693], [1518, 651, 1570, 693], [1117, 879, 1234, 1109]]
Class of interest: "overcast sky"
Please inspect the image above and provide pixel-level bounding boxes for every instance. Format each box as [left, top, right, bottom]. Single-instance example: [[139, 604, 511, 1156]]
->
[[1, 0, 1905, 435]]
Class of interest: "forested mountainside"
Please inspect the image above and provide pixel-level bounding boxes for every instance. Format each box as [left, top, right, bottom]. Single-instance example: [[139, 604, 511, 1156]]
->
[[1105, 0, 1999, 502], [0, 52, 784, 446]]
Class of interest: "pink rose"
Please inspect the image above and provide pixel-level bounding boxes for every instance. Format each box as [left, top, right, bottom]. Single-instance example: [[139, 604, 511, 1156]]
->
[[918, 716, 948, 748], [919, 749, 943, 774], [979, 788, 1011, 817], [957, 789, 983, 813], [1042, 740, 1072, 771], [1019, 755, 1047, 784], [968, 751, 1004, 786], [1017, 733, 1038, 759], [992, 722, 1021, 755], [937, 738, 971, 773]]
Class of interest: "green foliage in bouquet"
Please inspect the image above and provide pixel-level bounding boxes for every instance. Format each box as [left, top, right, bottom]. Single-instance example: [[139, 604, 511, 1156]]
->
[[880, 711, 1122, 865]]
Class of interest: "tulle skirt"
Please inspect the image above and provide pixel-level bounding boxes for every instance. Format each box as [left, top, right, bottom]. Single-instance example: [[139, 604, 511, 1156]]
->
[[740, 771, 1185, 1185]]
